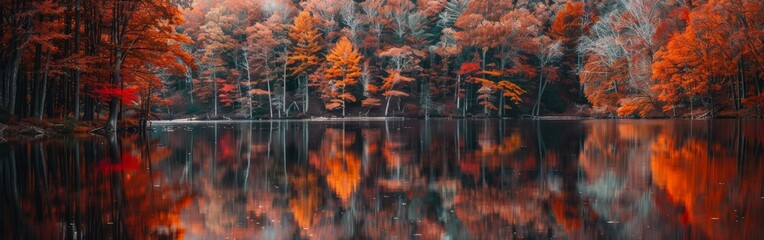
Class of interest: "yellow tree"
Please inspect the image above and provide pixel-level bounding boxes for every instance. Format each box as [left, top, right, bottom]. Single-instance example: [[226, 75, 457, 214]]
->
[[288, 11, 323, 113], [324, 36, 362, 116], [473, 70, 526, 114]]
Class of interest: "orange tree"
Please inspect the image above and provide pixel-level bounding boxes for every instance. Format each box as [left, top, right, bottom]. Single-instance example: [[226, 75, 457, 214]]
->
[[288, 11, 323, 113], [324, 36, 363, 116]]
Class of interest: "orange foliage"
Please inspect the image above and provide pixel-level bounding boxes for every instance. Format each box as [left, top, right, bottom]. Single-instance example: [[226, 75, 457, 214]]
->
[[289, 170, 321, 229], [323, 36, 363, 113], [308, 128, 362, 205], [550, 2, 584, 47], [288, 11, 322, 77], [652, 0, 764, 115]]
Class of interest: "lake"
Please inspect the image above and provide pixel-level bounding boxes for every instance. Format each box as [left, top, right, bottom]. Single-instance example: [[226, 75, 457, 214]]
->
[[1, 119, 762, 239]]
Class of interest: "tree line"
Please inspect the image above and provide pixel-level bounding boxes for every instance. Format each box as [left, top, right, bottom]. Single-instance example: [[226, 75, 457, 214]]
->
[[1, 0, 762, 129]]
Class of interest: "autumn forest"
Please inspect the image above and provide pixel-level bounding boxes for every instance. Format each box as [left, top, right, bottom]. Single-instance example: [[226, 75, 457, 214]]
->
[[1, 0, 763, 130], [2, 1, 764, 238]]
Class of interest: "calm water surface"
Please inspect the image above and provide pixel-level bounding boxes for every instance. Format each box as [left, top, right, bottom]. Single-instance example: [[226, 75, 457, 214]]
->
[[1, 120, 763, 239]]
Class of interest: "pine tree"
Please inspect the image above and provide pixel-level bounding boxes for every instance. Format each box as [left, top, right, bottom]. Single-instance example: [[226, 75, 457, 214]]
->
[[288, 11, 323, 113], [324, 36, 363, 116]]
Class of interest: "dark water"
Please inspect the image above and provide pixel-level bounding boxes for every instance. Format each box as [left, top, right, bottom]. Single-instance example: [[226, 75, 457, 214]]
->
[[1, 120, 763, 239]]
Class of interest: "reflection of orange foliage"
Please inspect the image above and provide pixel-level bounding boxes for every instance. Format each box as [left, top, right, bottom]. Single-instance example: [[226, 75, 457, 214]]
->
[[651, 133, 763, 239], [309, 128, 355, 171], [123, 172, 193, 239], [478, 134, 522, 156], [289, 170, 320, 229], [116, 136, 194, 239], [326, 153, 361, 204], [308, 128, 362, 205], [460, 132, 523, 180]]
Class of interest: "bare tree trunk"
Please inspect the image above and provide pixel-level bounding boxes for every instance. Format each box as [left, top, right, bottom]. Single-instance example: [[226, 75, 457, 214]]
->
[[283, 49, 288, 116], [740, 58, 746, 105], [498, 53, 508, 117], [266, 56, 273, 118], [731, 76, 738, 110], [106, 54, 121, 131], [455, 74, 461, 109], [385, 96, 392, 116], [304, 75, 309, 113], [243, 49, 254, 118], [180, 66, 191, 104], [213, 69, 218, 117], [72, 0, 82, 120], [106, 1, 132, 131], [37, 50, 52, 120], [531, 73, 545, 117], [4, 3, 31, 115], [84, 86, 95, 120], [7, 49, 22, 115]]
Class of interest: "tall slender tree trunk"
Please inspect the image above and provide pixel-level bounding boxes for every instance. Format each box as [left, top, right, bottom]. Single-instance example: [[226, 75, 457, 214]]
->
[[73, 0, 82, 120], [266, 78, 273, 118], [186, 68, 194, 104], [32, 42, 43, 118], [283, 49, 288, 116], [531, 72, 544, 117], [8, 51, 21, 115], [213, 69, 218, 117], [385, 96, 392, 116], [4, 4, 31, 115], [266, 56, 273, 118], [106, 53, 122, 131], [455, 74, 461, 109], [243, 49, 254, 118], [498, 51, 507, 117], [84, 86, 94, 120], [106, 1, 128, 131], [535, 78, 549, 116], [384, 81, 397, 116], [304, 75, 309, 113], [15, 68, 27, 118], [37, 50, 52, 120], [739, 58, 746, 105]]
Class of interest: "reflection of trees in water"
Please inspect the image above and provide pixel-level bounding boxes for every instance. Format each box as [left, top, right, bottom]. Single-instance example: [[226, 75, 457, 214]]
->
[[575, 120, 764, 239], [650, 121, 764, 240], [3, 120, 761, 239], [454, 186, 555, 239], [575, 121, 664, 239], [309, 127, 361, 205], [0, 133, 191, 239], [180, 123, 294, 239]]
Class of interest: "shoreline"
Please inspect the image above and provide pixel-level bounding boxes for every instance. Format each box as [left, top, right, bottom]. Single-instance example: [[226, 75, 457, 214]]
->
[[2, 116, 761, 142]]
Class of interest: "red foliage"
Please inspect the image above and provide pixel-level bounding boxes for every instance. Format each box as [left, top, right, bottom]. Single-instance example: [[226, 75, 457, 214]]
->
[[459, 62, 481, 75], [92, 86, 140, 105]]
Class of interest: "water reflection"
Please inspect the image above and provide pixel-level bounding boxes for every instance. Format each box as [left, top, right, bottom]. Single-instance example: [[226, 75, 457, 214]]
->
[[1, 120, 762, 239]]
